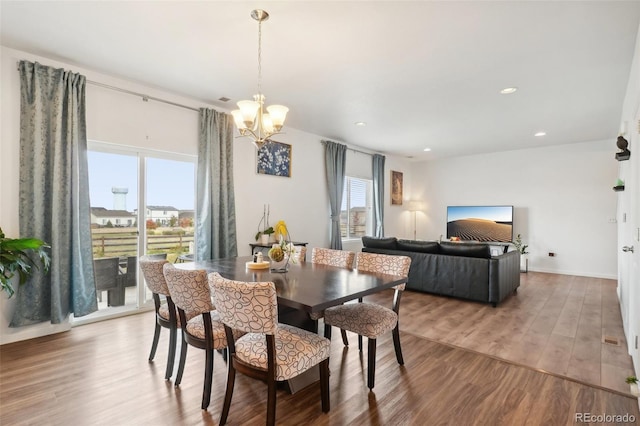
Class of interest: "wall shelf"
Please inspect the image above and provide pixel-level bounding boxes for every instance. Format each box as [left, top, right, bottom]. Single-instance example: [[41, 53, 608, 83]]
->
[[616, 151, 630, 161]]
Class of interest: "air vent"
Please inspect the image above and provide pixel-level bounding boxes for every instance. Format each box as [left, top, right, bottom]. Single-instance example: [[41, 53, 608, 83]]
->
[[218, 97, 231, 102], [603, 335, 619, 346]]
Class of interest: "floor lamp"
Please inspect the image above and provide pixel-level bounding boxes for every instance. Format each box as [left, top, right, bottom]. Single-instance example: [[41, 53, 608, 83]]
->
[[408, 200, 422, 240]]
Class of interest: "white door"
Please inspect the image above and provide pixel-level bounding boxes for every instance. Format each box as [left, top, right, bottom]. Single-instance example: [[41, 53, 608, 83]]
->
[[628, 113, 640, 375], [619, 110, 640, 377]]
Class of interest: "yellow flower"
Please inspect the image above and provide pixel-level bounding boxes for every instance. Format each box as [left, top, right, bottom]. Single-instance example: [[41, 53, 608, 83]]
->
[[274, 220, 288, 238]]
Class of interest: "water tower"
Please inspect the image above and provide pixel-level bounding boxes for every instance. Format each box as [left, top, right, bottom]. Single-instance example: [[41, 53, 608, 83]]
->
[[112, 187, 128, 211]]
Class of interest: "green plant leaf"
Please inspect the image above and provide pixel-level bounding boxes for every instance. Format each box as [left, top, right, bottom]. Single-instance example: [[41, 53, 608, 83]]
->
[[0, 227, 50, 298]]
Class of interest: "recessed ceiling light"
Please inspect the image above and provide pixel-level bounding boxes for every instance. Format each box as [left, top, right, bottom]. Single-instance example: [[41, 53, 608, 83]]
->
[[423, 148, 432, 152], [500, 87, 518, 95], [355, 122, 366, 127], [534, 131, 546, 137]]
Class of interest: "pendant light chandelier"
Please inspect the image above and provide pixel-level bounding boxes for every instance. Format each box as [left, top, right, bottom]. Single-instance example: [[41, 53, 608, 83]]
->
[[231, 9, 289, 149]]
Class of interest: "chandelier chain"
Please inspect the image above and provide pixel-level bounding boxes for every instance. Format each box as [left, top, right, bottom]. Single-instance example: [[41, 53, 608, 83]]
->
[[257, 18, 262, 96]]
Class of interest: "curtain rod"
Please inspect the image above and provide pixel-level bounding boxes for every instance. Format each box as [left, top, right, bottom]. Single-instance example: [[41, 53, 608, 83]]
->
[[320, 140, 380, 157], [88, 81, 200, 112], [17, 61, 201, 112]]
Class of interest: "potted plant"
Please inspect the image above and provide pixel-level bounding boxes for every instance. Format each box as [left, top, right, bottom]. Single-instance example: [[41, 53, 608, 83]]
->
[[0, 227, 50, 298], [513, 234, 529, 273], [254, 204, 275, 244], [626, 376, 639, 396]]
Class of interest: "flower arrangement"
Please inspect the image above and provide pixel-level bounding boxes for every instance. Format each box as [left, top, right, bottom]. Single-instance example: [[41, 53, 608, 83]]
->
[[267, 220, 297, 271]]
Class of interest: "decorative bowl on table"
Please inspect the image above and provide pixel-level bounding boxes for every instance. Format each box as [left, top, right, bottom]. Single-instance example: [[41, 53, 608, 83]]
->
[[246, 261, 270, 269]]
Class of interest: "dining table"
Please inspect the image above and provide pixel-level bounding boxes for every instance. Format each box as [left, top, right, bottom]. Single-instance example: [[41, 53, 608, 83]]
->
[[176, 255, 407, 324], [175, 255, 408, 392]]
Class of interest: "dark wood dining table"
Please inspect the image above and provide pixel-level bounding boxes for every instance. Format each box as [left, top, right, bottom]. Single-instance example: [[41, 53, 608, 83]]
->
[[175, 255, 408, 392], [176, 255, 408, 321]]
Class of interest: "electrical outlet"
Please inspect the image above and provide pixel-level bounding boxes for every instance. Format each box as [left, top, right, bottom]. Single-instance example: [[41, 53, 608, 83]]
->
[[549, 252, 555, 257], [608, 218, 617, 223]]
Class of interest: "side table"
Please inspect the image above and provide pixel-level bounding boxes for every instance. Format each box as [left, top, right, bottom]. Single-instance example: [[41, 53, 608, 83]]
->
[[249, 241, 308, 260]]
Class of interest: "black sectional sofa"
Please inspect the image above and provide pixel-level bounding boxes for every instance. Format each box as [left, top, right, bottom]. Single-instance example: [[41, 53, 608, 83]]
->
[[361, 237, 520, 306]]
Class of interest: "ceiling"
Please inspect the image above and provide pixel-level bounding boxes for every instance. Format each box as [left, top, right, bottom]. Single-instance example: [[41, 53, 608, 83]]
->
[[2, 1, 640, 160]]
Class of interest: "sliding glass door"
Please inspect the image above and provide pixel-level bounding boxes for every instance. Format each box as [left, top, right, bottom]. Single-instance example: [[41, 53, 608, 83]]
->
[[78, 142, 195, 321]]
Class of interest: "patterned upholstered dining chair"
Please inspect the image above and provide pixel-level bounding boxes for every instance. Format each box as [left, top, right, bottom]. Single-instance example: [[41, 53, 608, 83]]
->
[[323, 252, 411, 390], [139, 256, 185, 381], [163, 263, 238, 410], [210, 272, 331, 426], [309, 248, 356, 333]]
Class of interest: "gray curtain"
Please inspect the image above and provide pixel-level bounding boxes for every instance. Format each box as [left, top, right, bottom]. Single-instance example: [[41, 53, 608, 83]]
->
[[372, 154, 385, 237], [323, 140, 347, 249], [12, 61, 97, 327], [196, 108, 237, 260]]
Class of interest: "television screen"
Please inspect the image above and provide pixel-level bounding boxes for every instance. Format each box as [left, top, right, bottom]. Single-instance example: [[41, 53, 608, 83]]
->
[[446, 205, 513, 243]]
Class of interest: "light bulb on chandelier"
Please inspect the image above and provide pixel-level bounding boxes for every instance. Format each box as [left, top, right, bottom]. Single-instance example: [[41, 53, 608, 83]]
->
[[231, 9, 289, 149]]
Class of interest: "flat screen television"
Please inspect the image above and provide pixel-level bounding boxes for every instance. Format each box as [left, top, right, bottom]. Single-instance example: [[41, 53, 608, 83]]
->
[[446, 205, 513, 243]]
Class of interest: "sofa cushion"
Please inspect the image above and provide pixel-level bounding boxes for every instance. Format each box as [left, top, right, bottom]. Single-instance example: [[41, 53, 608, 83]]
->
[[396, 239, 440, 254], [362, 236, 398, 250], [439, 242, 491, 259]]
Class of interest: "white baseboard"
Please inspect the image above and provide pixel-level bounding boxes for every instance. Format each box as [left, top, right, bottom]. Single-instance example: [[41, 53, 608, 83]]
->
[[528, 267, 617, 280]]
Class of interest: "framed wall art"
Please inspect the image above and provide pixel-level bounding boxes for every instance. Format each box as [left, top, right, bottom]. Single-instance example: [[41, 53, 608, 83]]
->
[[257, 141, 292, 177], [391, 170, 403, 205]]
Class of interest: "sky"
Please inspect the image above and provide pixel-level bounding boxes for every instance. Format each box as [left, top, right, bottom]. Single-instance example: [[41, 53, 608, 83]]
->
[[88, 151, 195, 211], [447, 205, 513, 223]]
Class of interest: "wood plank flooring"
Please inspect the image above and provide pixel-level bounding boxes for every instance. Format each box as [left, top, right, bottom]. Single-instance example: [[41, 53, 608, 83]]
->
[[377, 272, 636, 395], [1, 272, 638, 425]]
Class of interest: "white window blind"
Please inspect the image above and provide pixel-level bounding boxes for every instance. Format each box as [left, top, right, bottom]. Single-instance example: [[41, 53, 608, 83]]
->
[[341, 177, 372, 240]]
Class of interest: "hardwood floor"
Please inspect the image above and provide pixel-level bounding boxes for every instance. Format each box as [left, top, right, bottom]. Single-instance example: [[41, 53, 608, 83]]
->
[[371, 272, 635, 395], [1, 272, 638, 425]]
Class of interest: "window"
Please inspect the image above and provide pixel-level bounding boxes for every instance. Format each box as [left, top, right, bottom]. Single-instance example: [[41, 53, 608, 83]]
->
[[82, 142, 195, 322], [341, 176, 373, 239]]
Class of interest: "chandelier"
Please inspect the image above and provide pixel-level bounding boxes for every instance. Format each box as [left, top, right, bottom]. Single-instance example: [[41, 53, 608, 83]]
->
[[231, 10, 289, 149]]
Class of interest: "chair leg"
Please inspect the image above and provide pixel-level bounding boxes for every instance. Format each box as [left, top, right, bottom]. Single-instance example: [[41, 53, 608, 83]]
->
[[267, 375, 277, 426], [341, 329, 349, 346], [202, 349, 214, 410], [367, 338, 377, 390], [149, 322, 161, 361], [174, 333, 188, 386], [324, 323, 332, 340], [165, 326, 177, 380], [358, 334, 363, 351], [319, 359, 330, 412], [220, 359, 236, 425], [392, 325, 404, 365]]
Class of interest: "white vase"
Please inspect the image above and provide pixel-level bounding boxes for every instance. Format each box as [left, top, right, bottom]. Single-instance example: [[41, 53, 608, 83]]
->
[[269, 255, 289, 273], [260, 234, 270, 245], [631, 383, 639, 396], [520, 254, 528, 273]]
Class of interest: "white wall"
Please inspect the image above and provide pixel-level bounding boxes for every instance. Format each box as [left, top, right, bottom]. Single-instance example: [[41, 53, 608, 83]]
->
[[410, 140, 619, 279], [0, 46, 412, 344]]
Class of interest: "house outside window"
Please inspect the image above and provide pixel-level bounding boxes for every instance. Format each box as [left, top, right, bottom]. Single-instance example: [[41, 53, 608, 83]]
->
[[341, 176, 372, 240]]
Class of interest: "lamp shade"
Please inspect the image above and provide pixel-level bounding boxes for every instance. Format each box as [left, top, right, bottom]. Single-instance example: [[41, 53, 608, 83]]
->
[[237, 100, 260, 127], [267, 105, 289, 130], [231, 110, 247, 130], [261, 113, 274, 134], [408, 200, 422, 212]]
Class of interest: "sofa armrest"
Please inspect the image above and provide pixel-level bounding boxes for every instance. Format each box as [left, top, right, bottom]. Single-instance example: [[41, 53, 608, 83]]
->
[[488, 251, 520, 304]]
